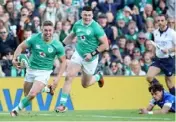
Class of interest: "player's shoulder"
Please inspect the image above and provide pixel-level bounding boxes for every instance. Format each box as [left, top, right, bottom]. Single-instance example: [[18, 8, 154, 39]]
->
[[163, 91, 175, 100], [74, 20, 82, 26], [52, 39, 63, 46], [91, 20, 101, 27], [167, 28, 176, 34]]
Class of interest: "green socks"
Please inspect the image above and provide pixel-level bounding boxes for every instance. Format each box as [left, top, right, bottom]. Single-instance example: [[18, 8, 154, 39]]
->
[[94, 74, 101, 82], [42, 86, 50, 93], [60, 93, 69, 106], [13, 97, 31, 112]]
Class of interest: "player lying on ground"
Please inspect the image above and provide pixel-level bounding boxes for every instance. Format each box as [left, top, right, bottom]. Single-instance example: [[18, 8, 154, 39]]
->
[[10, 20, 66, 117], [139, 83, 175, 114], [54, 6, 109, 112]]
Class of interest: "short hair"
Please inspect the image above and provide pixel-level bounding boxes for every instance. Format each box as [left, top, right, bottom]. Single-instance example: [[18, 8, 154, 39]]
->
[[158, 14, 168, 20], [82, 6, 92, 11], [43, 20, 53, 27], [148, 83, 164, 93]]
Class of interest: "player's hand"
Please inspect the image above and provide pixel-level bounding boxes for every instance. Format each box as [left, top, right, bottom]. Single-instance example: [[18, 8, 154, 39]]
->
[[12, 58, 21, 69], [84, 53, 92, 61], [51, 77, 59, 90], [139, 108, 148, 114]]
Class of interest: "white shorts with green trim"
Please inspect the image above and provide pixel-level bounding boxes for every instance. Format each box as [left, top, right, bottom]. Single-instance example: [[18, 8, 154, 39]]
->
[[71, 50, 98, 75], [24, 68, 52, 85]]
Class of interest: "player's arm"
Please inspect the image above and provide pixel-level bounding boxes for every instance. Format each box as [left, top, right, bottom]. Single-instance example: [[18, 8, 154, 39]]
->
[[63, 32, 76, 46], [97, 35, 109, 52], [152, 104, 171, 114], [139, 99, 155, 114], [168, 31, 176, 53], [52, 43, 67, 90], [52, 55, 67, 90], [12, 41, 28, 68]]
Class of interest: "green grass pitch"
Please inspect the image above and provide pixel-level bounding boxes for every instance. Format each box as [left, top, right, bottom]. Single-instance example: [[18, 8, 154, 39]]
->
[[0, 110, 175, 121]]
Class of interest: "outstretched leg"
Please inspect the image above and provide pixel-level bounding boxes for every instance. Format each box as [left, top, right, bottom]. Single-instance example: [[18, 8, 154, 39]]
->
[[55, 62, 81, 112], [146, 66, 161, 85], [10, 81, 45, 116]]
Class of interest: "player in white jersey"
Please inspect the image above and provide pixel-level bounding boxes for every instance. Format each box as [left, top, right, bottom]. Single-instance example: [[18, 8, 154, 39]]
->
[[146, 14, 176, 95], [10, 21, 66, 116]]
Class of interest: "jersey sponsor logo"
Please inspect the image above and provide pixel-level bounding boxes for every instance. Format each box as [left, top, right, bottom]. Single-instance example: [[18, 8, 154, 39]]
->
[[39, 52, 46, 57], [48, 47, 53, 53]]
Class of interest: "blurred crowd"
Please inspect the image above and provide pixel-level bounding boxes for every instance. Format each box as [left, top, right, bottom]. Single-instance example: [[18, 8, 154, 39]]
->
[[0, 0, 175, 77]]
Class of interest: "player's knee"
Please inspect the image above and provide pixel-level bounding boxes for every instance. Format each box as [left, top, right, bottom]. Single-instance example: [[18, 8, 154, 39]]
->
[[81, 83, 89, 88], [67, 71, 77, 78], [146, 75, 154, 82], [28, 91, 37, 99], [81, 80, 89, 88]]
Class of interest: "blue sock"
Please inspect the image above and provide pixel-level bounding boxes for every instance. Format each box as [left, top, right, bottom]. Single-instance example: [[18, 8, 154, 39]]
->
[[169, 87, 175, 95]]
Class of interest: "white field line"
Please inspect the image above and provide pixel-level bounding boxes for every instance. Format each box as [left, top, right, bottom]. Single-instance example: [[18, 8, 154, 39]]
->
[[0, 113, 173, 121]]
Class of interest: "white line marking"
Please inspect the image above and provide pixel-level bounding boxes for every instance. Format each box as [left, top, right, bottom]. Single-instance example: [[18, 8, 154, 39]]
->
[[0, 113, 172, 121]]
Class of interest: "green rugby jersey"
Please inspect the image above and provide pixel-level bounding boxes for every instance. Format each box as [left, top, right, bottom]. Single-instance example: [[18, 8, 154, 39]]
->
[[25, 33, 65, 70], [72, 19, 105, 60]]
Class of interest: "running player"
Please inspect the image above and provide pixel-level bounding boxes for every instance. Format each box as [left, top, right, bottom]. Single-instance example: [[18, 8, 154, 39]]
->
[[55, 6, 109, 112], [10, 20, 66, 116], [146, 14, 176, 95]]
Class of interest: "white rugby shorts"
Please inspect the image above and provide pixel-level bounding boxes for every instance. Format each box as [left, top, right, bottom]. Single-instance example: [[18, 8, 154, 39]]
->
[[71, 50, 98, 75], [24, 68, 52, 85]]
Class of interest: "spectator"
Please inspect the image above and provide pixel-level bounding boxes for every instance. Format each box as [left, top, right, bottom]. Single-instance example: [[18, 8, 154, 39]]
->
[[145, 40, 155, 58], [59, 20, 71, 42], [57, 0, 79, 24], [104, 61, 123, 75], [125, 20, 138, 41], [98, 13, 115, 44], [125, 40, 135, 57], [123, 55, 132, 76], [132, 48, 142, 60], [167, 17, 176, 30], [137, 32, 147, 54], [1, 50, 25, 77], [0, 26, 19, 54], [166, 0, 176, 18], [110, 44, 123, 62], [117, 36, 127, 57], [129, 59, 146, 76], [53, 20, 62, 42], [116, 13, 128, 37], [31, 16, 41, 33], [141, 51, 153, 73], [42, 0, 57, 26], [17, 7, 32, 43]]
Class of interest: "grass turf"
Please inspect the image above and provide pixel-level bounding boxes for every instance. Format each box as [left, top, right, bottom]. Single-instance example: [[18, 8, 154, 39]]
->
[[0, 110, 175, 121]]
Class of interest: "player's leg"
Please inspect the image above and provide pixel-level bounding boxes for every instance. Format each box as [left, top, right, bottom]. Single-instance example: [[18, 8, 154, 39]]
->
[[55, 62, 81, 112], [146, 66, 161, 85], [81, 57, 104, 88], [165, 76, 175, 95], [11, 80, 46, 117], [10, 70, 51, 116], [162, 57, 175, 95], [23, 82, 33, 96]]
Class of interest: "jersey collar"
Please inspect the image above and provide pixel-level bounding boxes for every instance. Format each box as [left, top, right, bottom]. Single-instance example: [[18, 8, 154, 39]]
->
[[81, 19, 93, 27]]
